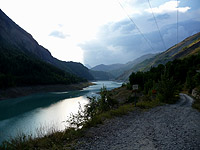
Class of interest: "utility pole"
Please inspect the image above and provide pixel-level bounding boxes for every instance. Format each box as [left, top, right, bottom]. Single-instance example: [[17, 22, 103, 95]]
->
[[132, 84, 138, 107]]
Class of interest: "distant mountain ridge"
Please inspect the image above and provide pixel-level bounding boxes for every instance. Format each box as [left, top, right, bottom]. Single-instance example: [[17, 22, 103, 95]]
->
[[110, 54, 156, 78], [117, 32, 200, 81], [0, 9, 94, 81], [91, 64, 124, 72], [91, 54, 156, 79]]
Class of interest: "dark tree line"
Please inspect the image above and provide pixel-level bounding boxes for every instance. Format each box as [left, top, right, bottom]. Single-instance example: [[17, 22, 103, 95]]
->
[[129, 52, 200, 103]]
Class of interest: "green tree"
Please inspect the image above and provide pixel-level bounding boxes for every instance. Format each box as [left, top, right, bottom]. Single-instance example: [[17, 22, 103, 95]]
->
[[129, 71, 144, 90], [157, 74, 177, 103]]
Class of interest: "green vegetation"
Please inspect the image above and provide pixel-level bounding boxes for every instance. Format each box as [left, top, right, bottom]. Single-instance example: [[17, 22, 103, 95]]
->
[[188, 38, 200, 48], [192, 86, 200, 111], [0, 47, 85, 89], [0, 127, 85, 150], [129, 52, 200, 104], [185, 46, 200, 57], [137, 98, 163, 109], [174, 37, 200, 59]]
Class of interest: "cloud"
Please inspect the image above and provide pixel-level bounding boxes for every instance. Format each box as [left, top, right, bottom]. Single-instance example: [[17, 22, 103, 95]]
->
[[145, 1, 190, 14], [148, 14, 170, 22], [80, 20, 158, 66], [80, 19, 200, 67], [49, 30, 70, 39]]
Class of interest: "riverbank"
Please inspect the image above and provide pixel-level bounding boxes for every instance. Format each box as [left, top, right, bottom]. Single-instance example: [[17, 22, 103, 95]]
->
[[0, 82, 94, 100]]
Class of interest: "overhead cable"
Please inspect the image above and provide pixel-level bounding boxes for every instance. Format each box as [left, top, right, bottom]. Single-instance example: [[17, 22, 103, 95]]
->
[[147, 0, 166, 50], [177, 0, 179, 45], [118, 0, 155, 52]]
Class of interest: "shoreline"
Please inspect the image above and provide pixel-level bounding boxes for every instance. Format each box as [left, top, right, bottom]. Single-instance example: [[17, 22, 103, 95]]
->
[[0, 82, 95, 101]]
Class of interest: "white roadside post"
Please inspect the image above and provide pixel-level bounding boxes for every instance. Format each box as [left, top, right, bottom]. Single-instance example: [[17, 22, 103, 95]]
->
[[132, 84, 138, 107]]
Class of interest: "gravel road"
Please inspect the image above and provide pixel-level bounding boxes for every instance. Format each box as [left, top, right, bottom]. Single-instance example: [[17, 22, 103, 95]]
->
[[74, 94, 200, 150]]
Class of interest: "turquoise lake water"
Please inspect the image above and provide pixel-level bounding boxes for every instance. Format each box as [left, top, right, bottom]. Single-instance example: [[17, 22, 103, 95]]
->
[[0, 81, 121, 143]]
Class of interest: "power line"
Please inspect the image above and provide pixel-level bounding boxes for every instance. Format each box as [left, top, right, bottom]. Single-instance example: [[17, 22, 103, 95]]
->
[[147, 0, 166, 50], [177, 0, 179, 45], [118, 0, 155, 52], [177, 0, 179, 44]]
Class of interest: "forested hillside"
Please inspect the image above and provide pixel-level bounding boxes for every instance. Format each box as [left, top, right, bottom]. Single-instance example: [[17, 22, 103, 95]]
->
[[0, 46, 84, 89]]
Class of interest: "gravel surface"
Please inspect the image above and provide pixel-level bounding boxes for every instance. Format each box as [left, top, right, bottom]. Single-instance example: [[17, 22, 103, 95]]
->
[[74, 94, 200, 150]]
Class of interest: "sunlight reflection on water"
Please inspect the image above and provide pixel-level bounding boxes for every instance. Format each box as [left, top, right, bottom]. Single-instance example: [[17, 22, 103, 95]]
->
[[0, 96, 89, 142], [0, 81, 121, 143]]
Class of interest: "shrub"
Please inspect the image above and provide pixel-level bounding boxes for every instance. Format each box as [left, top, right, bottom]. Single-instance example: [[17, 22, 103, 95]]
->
[[192, 86, 200, 111], [137, 98, 162, 109], [64, 86, 119, 130], [156, 74, 177, 103]]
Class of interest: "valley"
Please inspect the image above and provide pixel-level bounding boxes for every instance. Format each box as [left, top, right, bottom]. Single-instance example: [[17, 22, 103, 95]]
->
[[0, 3, 200, 149]]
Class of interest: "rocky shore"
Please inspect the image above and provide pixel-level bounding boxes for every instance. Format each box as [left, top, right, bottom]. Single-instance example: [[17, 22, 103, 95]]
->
[[0, 82, 94, 100]]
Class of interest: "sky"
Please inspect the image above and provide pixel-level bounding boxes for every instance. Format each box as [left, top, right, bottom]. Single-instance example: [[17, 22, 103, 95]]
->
[[1, 0, 200, 67]]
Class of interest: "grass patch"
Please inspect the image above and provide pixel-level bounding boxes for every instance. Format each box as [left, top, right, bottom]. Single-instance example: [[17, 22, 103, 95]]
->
[[191, 87, 200, 112], [137, 98, 164, 109], [185, 47, 200, 58], [0, 128, 85, 150], [192, 92, 200, 111], [192, 100, 200, 111], [85, 103, 134, 128]]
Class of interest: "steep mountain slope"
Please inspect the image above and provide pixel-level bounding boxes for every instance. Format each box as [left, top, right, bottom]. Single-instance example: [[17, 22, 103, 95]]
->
[[0, 9, 94, 81], [117, 32, 200, 81]]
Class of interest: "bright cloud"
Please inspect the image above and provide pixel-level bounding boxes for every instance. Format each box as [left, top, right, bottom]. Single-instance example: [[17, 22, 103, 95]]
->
[[145, 1, 191, 14]]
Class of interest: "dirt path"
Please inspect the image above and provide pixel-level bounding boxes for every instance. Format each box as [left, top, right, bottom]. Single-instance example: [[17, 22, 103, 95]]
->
[[74, 94, 200, 150]]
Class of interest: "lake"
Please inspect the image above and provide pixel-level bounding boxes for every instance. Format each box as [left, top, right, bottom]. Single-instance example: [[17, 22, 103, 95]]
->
[[0, 81, 121, 143]]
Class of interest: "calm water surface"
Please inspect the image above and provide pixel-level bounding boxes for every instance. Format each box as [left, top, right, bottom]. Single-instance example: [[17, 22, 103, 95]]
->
[[0, 81, 121, 143]]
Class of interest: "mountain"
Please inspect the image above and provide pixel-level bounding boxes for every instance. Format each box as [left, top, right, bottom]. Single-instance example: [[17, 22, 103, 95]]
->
[[117, 32, 200, 81], [110, 54, 156, 78], [91, 54, 156, 78], [89, 70, 115, 81], [91, 64, 124, 72], [0, 9, 94, 81], [85, 64, 92, 69]]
